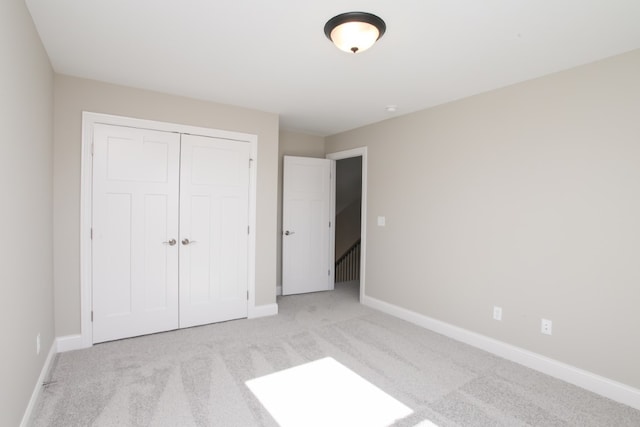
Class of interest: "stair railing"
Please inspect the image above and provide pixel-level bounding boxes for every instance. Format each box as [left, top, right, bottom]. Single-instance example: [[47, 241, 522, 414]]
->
[[335, 239, 361, 283]]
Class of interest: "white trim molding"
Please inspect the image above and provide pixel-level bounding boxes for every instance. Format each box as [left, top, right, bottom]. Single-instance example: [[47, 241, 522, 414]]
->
[[248, 303, 278, 319], [362, 295, 640, 411], [20, 342, 56, 427], [56, 334, 84, 353]]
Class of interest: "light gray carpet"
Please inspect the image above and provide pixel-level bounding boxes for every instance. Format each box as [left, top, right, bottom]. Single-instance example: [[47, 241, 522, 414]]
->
[[30, 281, 640, 426]]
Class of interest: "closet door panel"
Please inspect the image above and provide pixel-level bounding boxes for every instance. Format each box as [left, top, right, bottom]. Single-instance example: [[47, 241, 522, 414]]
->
[[92, 124, 180, 343], [179, 134, 250, 328]]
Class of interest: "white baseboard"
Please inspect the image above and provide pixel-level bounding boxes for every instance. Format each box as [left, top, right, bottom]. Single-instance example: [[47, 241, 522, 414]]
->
[[248, 303, 278, 319], [56, 334, 85, 353], [362, 295, 640, 411], [20, 341, 56, 427]]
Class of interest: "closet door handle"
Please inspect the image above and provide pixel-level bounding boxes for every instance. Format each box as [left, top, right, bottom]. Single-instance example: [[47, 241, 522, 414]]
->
[[182, 238, 197, 245], [163, 239, 177, 246], [284, 230, 295, 236]]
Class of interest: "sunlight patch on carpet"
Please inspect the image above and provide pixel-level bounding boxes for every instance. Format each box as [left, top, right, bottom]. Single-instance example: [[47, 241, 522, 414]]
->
[[414, 420, 439, 426], [246, 357, 413, 427]]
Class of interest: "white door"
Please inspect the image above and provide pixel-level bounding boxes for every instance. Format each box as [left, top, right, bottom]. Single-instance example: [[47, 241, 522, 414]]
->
[[92, 124, 180, 343], [282, 156, 334, 295], [179, 134, 251, 328]]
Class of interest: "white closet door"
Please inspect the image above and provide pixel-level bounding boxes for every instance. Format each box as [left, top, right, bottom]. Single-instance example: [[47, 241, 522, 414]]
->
[[92, 124, 180, 343], [179, 134, 251, 328]]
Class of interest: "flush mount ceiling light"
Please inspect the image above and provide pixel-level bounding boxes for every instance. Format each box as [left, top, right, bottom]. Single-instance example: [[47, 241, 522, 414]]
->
[[324, 12, 386, 54]]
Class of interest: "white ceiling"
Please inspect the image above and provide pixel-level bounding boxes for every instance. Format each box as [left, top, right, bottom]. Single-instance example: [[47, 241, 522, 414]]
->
[[25, 0, 640, 136]]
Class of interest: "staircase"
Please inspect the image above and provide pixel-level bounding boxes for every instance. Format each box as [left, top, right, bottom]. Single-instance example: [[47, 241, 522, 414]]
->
[[335, 239, 360, 283]]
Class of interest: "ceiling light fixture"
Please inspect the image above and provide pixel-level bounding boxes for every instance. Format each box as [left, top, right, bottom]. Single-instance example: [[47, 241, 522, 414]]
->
[[324, 12, 386, 54]]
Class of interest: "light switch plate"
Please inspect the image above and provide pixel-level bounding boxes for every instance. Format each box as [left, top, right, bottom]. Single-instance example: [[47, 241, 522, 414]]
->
[[377, 216, 386, 226]]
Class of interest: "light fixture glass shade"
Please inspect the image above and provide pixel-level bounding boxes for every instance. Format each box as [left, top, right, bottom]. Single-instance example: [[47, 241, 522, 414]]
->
[[330, 21, 380, 53], [324, 12, 386, 54]]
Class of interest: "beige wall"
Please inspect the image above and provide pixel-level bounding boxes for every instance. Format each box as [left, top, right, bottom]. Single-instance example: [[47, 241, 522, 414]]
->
[[54, 75, 279, 337], [326, 49, 640, 389], [0, 1, 54, 425], [277, 130, 326, 287]]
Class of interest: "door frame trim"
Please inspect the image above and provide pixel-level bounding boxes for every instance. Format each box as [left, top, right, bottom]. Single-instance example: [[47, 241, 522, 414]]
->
[[80, 111, 258, 347], [326, 147, 367, 302]]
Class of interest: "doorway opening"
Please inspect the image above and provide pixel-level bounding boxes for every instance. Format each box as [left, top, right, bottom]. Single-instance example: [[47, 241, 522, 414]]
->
[[327, 147, 367, 302], [334, 157, 362, 288]]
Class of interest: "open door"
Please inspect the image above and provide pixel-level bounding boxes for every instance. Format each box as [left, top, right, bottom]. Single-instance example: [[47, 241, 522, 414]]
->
[[282, 156, 334, 295]]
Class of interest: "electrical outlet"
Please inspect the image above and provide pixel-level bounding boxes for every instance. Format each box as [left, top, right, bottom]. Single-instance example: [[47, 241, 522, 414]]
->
[[36, 333, 41, 355], [541, 319, 552, 335], [493, 306, 502, 321]]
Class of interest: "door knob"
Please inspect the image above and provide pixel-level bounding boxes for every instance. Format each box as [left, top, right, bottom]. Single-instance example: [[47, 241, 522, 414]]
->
[[182, 238, 197, 245], [284, 230, 295, 236], [163, 239, 177, 246]]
